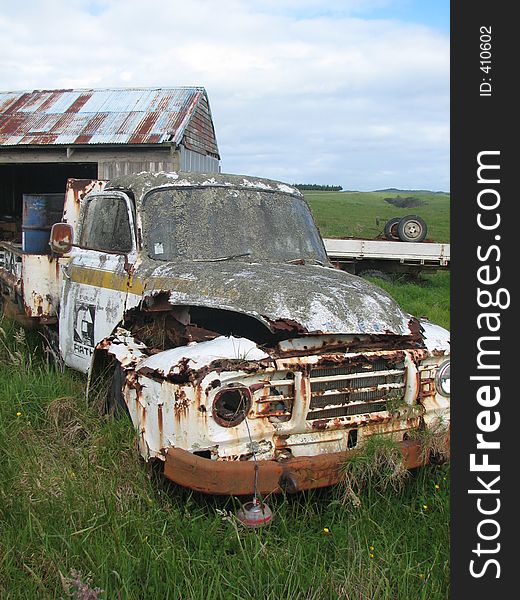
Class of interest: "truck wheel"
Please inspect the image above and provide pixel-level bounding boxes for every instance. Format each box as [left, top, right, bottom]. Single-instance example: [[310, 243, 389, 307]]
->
[[107, 363, 130, 418], [397, 215, 427, 242], [358, 269, 391, 282], [384, 217, 401, 241]]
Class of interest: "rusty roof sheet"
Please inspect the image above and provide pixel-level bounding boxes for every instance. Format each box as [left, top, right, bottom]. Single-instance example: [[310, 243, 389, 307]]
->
[[0, 87, 219, 155]]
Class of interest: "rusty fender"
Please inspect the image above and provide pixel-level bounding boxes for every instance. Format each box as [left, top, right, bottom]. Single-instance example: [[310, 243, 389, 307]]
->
[[164, 439, 428, 496]]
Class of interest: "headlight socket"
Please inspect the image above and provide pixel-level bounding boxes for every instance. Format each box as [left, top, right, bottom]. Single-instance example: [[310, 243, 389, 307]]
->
[[435, 360, 450, 397], [212, 385, 252, 427]]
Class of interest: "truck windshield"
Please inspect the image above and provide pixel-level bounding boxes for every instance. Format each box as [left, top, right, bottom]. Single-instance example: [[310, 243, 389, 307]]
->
[[141, 186, 328, 263]]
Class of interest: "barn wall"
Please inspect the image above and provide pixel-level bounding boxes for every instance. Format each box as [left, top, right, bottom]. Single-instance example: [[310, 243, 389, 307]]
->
[[0, 146, 219, 175], [98, 156, 179, 179], [179, 147, 220, 173], [0, 147, 175, 166], [182, 93, 220, 159]]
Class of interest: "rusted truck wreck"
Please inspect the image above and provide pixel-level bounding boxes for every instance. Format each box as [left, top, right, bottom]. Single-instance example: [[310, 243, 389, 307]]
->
[[0, 172, 450, 495]]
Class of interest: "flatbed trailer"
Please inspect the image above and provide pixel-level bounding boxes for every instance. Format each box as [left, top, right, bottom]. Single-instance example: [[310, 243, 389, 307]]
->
[[323, 237, 450, 277]]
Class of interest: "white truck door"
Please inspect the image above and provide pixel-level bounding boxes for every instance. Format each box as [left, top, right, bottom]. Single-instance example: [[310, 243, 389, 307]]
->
[[59, 191, 137, 373]]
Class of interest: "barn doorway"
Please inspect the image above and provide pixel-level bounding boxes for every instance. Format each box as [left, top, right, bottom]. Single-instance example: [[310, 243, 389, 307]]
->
[[0, 162, 97, 243]]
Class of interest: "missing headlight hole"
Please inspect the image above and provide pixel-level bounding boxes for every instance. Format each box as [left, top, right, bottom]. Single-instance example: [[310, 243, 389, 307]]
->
[[213, 387, 251, 427]]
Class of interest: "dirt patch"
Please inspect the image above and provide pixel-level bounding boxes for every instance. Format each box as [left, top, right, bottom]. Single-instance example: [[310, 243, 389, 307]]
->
[[384, 196, 426, 209]]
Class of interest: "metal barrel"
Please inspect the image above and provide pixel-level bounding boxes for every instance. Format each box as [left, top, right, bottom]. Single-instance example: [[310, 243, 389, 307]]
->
[[22, 194, 65, 254]]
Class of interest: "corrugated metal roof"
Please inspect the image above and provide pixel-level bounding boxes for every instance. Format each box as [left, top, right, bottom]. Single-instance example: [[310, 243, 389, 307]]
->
[[0, 87, 219, 156]]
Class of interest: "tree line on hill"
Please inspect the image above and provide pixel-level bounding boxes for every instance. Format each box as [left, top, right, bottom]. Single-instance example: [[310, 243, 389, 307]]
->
[[293, 184, 343, 191]]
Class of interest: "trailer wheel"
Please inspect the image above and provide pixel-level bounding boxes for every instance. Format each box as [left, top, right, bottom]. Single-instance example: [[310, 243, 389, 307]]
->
[[358, 269, 392, 282], [384, 217, 401, 241], [397, 215, 427, 242]]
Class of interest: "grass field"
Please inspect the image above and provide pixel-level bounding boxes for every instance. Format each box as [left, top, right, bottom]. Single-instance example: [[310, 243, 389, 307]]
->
[[0, 192, 450, 599], [304, 190, 450, 243]]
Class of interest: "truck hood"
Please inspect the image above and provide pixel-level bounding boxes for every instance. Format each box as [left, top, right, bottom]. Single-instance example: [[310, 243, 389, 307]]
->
[[136, 260, 414, 336]]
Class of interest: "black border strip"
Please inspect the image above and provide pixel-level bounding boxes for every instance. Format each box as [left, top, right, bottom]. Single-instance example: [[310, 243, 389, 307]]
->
[[451, 3, 513, 596]]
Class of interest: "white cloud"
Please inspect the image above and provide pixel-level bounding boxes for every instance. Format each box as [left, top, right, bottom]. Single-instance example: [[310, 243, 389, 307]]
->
[[0, 0, 449, 190]]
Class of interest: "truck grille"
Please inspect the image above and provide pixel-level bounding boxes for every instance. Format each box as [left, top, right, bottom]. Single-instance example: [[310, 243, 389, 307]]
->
[[306, 357, 406, 421]]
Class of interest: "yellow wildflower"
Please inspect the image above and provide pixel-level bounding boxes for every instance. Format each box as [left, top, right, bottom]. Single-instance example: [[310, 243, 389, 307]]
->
[[16, 412, 22, 417]]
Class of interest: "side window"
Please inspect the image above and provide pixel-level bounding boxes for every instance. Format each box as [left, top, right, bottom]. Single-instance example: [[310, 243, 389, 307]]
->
[[80, 195, 133, 253]]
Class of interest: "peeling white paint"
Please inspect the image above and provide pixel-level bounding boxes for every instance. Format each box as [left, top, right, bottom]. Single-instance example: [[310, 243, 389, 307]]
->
[[104, 328, 148, 367], [420, 321, 450, 354], [137, 335, 270, 375]]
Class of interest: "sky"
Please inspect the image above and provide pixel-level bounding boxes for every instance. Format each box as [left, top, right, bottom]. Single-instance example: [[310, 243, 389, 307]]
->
[[0, 0, 449, 191]]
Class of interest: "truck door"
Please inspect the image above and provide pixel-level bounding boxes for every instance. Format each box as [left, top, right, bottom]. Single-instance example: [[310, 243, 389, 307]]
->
[[59, 191, 137, 373]]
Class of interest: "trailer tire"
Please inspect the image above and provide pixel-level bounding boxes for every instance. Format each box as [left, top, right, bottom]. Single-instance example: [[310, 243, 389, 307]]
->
[[397, 215, 427, 242], [384, 217, 401, 241]]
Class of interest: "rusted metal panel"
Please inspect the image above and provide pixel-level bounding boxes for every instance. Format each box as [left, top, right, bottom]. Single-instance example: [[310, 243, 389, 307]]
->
[[0, 241, 61, 318], [21, 254, 62, 318], [0, 88, 220, 159], [62, 178, 107, 231], [163, 439, 428, 495]]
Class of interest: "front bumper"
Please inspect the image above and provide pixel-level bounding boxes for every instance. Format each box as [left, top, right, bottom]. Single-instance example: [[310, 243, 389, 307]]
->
[[164, 438, 431, 495]]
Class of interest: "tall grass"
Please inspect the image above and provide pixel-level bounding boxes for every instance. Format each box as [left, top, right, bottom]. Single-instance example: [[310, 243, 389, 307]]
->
[[0, 317, 450, 599], [372, 271, 450, 330]]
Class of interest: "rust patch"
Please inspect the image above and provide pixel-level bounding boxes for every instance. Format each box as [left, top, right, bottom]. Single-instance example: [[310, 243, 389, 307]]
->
[[65, 92, 93, 114], [163, 438, 430, 495], [125, 369, 144, 397], [267, 317, 308, 334], [173, 388, 190, 419], [157, 404, 163, 439], [128, 112, 160, 143], [205, 379, 221, 395], [194, 385, 203, 412], [140, 355, 273, 387], [274, 434, 289, 449]]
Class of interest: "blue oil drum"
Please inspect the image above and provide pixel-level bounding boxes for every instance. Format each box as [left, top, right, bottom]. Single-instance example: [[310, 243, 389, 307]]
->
[[22, 194, 65, 254]]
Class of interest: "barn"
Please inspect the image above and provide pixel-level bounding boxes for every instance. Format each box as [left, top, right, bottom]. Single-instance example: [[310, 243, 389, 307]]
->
[[0, 87, 221, 228]]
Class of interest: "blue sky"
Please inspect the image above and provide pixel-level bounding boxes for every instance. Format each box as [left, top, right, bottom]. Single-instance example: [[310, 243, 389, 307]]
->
[[264, 0, 450, 31], [364, 0, 450, 32], [0, 0, 449, 191]]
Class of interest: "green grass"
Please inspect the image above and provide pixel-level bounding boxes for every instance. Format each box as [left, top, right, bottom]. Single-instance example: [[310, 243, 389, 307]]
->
[[0, 190, 450, 598], [371, 271, 450, 330], [0, 309, 450, 598], [304, 190, 450, 243]]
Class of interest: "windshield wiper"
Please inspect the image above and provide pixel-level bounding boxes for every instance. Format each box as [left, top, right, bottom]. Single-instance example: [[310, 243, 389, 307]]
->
[[193, 252, 252, 263], [286, 258, 326, 266]]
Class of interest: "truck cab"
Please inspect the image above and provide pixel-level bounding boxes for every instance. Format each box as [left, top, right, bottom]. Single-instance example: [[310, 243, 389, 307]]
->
[[3, 172, 450, 495]]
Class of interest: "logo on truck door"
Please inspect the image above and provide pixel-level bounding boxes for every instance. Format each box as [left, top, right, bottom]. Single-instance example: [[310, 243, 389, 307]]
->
[[73, 303, 96, 356]]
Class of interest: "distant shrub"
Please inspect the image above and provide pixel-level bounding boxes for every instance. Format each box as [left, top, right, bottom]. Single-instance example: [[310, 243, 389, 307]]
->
[[294, 183, 343, 191]]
